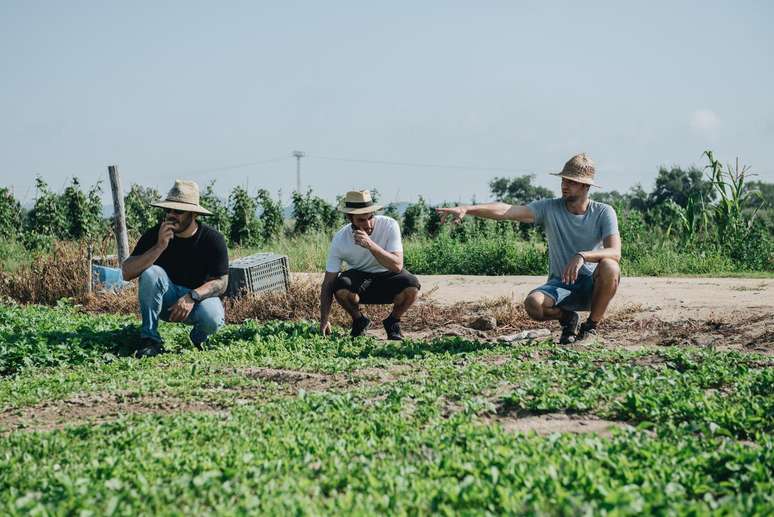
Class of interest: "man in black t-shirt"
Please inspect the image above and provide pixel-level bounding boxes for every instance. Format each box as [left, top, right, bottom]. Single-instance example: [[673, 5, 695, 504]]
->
[[121, 180, 229, 358]]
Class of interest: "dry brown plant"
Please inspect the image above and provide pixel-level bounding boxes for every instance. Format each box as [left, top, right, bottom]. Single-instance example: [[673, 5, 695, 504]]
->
[[0, 241, 91, 305], [2, 246, 545, 333]]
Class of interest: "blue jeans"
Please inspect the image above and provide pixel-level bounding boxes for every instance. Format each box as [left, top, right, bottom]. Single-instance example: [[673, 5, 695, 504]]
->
[[138, 265, 225, 345]]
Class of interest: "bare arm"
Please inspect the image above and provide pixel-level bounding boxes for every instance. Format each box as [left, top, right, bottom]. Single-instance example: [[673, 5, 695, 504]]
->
[[121, 249, 163, 281], [193, 274, 229, 299], [579, 233, 622, 263], [121, 221, 175, 281], [353, 230, 403, 273], [319, 271, 339, 335], [436, 203, 535, 224], [562, 233, 622, 285]]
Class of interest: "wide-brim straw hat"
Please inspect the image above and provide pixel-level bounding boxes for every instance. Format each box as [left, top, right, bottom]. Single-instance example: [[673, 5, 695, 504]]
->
[[338, 190, 383, 215], [151, 179, 213, 215], [550, 153, 600, 187]]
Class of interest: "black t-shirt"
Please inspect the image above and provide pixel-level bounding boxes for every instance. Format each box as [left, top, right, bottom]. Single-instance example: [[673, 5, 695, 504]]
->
[[131, 222, 229, 289]]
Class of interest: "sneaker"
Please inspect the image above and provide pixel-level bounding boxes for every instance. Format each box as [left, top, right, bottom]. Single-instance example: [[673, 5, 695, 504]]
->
[[576, 320, 599, 343], [350, 315, 371, 337], [383, 316, 404, 341], [558, 311, 579, 345], [135, 338, 165, 358]]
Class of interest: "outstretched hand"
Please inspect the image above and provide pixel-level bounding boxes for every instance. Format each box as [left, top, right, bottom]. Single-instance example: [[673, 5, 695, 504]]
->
[[436, 206, 467, 224]]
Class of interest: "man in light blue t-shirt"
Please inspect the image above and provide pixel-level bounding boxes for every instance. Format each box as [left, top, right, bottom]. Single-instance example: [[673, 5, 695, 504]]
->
[[437, 153, 621, 344]]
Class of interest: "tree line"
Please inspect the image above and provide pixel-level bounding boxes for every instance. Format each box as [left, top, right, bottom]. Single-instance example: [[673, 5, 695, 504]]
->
[[1, 150, 771, 270]]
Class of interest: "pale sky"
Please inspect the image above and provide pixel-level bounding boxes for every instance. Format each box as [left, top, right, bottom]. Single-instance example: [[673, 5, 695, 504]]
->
[[2, 1, 772, 207]]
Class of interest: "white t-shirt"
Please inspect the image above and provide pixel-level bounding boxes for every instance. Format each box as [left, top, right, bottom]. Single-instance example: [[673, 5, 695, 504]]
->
[[325, 215, 403, 273]]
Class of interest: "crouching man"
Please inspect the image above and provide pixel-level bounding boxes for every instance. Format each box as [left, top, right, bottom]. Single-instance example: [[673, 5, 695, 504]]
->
[[437, 153, 621, 344], [121, 180, 229, 357], [320, 190, 421, 340]]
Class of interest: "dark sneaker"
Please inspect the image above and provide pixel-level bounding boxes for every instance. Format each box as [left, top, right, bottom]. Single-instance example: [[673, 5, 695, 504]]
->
[[576, 320, 599, 343], [135, 338, 165, 358], [350, 315, 371, 337], [559, 311, 579, 345], [383, 317, 404, 341]]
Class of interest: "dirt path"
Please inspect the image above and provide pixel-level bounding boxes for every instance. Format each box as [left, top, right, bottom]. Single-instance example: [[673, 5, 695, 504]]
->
[[296, 273, 772, 321], [295, 273, 773, 353]]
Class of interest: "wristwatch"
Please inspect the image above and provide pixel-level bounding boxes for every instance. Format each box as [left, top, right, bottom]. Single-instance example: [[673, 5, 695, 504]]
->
[[189, 290, 203, 303]]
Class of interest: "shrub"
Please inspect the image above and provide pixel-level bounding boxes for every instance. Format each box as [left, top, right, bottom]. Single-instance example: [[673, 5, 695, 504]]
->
[[61, 177, 105, 239], [291, 189, 341, 235], [200, 181, 230, 236], [124, 184, 163, 235], [228, 185, 261, 246], [0, 187, 22, 240], [402, 196, 428, 238], [257, 189, 284, 243], [25, 177, 67, 238]]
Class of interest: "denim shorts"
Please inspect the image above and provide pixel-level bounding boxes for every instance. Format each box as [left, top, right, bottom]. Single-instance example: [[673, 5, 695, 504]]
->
[[531, 274, 595, 312]]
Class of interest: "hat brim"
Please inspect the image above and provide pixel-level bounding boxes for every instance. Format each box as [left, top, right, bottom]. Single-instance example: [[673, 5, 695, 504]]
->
[[338, 204, 383, 215], [151, 201, 213, 215], [549, 172, 600, 188]]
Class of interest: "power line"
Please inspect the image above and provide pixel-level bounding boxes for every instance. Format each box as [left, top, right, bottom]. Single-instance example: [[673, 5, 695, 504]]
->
[[308, 154, 539, 173], [168, 156, 289, 178]]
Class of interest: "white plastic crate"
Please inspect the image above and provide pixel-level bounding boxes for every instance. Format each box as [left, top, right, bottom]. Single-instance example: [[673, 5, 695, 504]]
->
[[226, 252, 290, 297]]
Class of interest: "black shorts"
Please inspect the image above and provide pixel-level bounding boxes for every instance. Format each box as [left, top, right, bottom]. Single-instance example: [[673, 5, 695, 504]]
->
[[333, 269, 421, 305]]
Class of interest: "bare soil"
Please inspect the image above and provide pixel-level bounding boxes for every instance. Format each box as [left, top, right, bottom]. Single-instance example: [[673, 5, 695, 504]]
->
[[481, 412, 631, 437], [295, 273, 774, 354], [0, 365, 412, 434]]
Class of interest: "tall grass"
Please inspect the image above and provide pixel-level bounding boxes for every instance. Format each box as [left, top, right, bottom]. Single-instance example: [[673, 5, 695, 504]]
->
[[236, 232, 333, 272]]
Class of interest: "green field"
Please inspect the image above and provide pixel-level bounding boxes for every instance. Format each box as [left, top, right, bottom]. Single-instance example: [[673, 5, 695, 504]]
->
[[1, 302, 772, 514]]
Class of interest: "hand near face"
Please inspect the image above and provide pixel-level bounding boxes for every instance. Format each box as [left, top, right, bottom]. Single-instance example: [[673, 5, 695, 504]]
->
[[436, 206, 467, 224], [156, 221, 175, 250], [562, 254, 585, 285], [168, 293, 195, 322], [353, 229, 373, 250]]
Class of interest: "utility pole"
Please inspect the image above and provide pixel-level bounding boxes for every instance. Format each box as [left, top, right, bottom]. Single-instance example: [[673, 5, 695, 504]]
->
[[292, 150, 305, 192]]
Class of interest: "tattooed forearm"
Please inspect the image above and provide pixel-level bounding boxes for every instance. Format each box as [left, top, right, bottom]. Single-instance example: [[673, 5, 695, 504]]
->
[[195, 274, 229, 299]]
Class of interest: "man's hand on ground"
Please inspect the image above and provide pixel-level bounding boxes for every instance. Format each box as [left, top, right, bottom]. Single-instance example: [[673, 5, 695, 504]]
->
[[353, 230, 374, 250], [436, 206, 467, 224], [320, 320, 332, 336], [562, 254, 585, 285], [168, 293, 195, 322], [156, 221, 175, 250]]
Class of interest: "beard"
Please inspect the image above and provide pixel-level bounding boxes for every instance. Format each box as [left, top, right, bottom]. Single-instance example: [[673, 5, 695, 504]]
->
[[562, 190, 586, 203], [167, 212, 195, 234]]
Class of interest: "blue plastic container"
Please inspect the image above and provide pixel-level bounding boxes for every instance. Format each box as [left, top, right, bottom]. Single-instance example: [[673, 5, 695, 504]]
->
[[92, 265, 129, 291]]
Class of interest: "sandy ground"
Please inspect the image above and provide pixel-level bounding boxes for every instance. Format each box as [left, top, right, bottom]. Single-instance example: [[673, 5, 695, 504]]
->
[[296, 273, 773, 321], [295, 273, 773, 353]]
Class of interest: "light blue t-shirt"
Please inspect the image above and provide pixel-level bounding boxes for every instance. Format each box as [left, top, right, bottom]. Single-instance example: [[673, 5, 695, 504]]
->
[[527, 198, 619, 279]]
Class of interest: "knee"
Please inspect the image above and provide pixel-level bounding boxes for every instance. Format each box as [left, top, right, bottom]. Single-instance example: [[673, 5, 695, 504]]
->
[[397, 287, 419, 304], [139, 266, 166, 289], [196, 302, 225, 333], [334, 288, 355, 303], [524, 294, 544, 320], [597, 259, 620, 283]]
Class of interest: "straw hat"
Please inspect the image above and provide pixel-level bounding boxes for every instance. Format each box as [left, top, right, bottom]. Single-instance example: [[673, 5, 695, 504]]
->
[[550, 153, 600, 187], [338, 190, 383, 215], [151, 180, 212, 215]]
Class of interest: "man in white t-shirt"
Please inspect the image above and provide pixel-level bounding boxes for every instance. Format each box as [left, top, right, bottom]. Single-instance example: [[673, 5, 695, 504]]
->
[[320, 190, 421, 340]]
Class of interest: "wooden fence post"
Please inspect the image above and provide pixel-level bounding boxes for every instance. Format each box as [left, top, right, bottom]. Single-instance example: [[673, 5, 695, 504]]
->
[[108, 165, 130, 265]]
